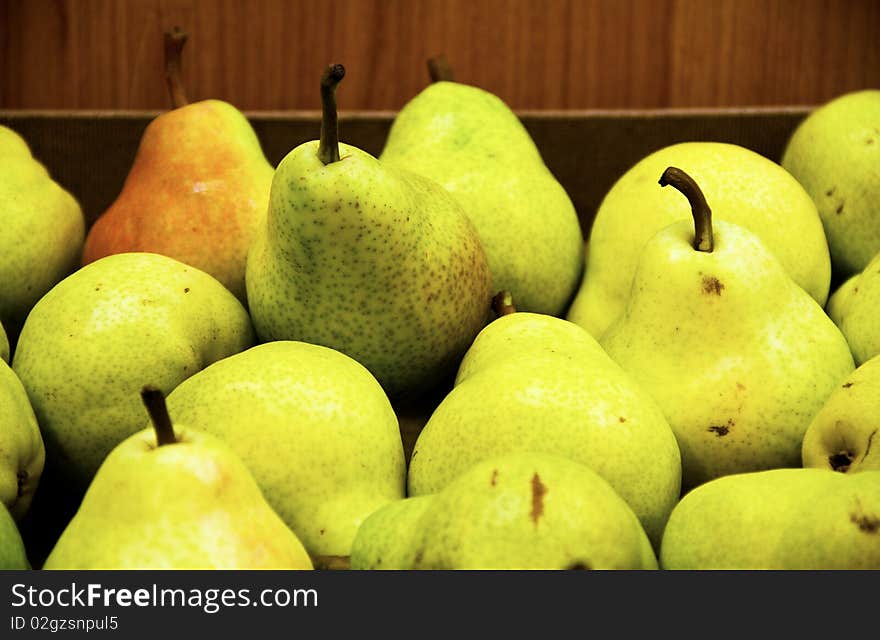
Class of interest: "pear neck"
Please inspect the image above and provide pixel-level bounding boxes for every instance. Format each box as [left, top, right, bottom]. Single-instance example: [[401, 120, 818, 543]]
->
[[659, 167, 714, 252], [318, 64, 346, 165]]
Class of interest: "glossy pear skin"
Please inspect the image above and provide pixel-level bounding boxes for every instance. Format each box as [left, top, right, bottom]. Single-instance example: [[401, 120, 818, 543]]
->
[[43, 426, 313, 570], [380, 81, 584, 316], [163, 341, 406, 557], [826, 250, 880, 366], [83, 100, 275, 303], [246, 140, 492, 399], [0, 360, 44, 520], [660, 468, 880, 570], [11, 252, 255, 490], [568, 142, 830, 339], [601, 219, 854, 490], [0, 125, 85, 344], [802, 354, 880, 473]]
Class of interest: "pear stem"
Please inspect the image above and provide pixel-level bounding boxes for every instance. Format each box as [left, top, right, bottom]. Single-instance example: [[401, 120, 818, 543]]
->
[[141, 385, 177, 447], [427, 55, 455, 83], [659, 167, 714, 252], [318, 64, 346, 165], [164, 27, 190, 109], [492, 291, 517, 316]]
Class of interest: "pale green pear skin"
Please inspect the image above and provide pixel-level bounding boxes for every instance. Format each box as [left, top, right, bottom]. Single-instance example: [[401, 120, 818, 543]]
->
[[162, 340, 406, 558], [802, 354, 880, 473], [825, 250, 880, 366], [406, 453, 657, 570], [568, 142, 830, 339], [0, 360, 44, 520], [781, 89, 880, 279], [380, 81, 584, 316], [0, 503, 29, 569], [43, 425, 313, 570], [0, 125, 85, 345], [349, 495, 435, 570], [601, 219, 855, 491], [408, 312, 682, 548], [11, 252, 255, 491], [246, 140, 492, 400], [660, 468, 880, 570]]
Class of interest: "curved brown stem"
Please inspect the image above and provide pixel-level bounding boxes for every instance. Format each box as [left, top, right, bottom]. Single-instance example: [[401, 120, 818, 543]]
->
[[141, 385, 177, 447], [164, 27, 190, 108], [427, 55, 454, 83], [492, 291, 517, 316], [659, 167, 714, 252], [318, 64, 346, 165]]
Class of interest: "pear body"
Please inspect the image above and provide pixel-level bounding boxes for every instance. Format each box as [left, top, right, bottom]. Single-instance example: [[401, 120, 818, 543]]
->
[[660, 468, 880, 570], [601, 218, 854, 490], [781, 89, 880, 279], [349, 495, 435, 570], [825, 249, 880, 365], [0, 125, 85, 347], [82, 100, 275, 303], [246, 140, 491, 400], [802, 354, 880, 473], [380, 81, 584, 316], [568, 142, 830, 338], [163, 340, 406, 558], [0, 503, 29, 569], [43, 425, 313, 570], [0, 359, 44, 520], [408, 312, 681, 547]]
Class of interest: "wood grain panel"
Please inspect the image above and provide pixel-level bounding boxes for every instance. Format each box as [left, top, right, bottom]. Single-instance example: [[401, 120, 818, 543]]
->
[[1, 0, 878, 110]]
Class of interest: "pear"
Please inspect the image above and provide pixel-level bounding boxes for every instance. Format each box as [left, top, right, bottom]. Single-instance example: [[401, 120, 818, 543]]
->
[[161, 340, 406, 566], [600, 167, 855, 491], [349, 496, 434, 570], [379, 57, 584, 317], [82, 28, 275, 304], [246, 64, 492, 400], [660, 468, 880, 570], [408, 295, 681, 548], [43, 387, 313, 570], [0, 503, 29, 569], [0, 124, 85, 351], [802, 354, 880, 473], [781, 89, 880, 279], [567, 142, 830, 339], [375, 452, 656, 570], [1, 322, 8, 363], [824, 249, 880, 366], [0, 358, 44, 520]]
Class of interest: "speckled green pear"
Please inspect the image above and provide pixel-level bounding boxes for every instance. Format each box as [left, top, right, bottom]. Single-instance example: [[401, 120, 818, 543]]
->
[[601, 169, 854, 491], [0, 359, 44, 520], [161, 340, 406, 562], [567, 142, 830, 339], [246, 67, 491, 401], [11, 252, 255, 494], [380, 78, 584, 317], [44, 388, 313, 570], [0, 503, 29, 569], [781, 89, 880, 279], [350, 495, 434, 570], [408, 309, 681, 548], [825, 250, 880, 366], [406, 452, 657, 570], [802, 354, 880, 473], [0, 125, 85, 348], [660, 468, 880, 570]]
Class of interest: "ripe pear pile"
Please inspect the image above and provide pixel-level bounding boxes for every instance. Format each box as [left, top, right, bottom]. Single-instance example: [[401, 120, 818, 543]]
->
[[0, 29, 878, 570]]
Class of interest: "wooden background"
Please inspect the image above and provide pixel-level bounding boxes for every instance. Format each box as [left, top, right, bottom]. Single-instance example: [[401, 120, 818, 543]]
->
[[1, 0, 878, 112]]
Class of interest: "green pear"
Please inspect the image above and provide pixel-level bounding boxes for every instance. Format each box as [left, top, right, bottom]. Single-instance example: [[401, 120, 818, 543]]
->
[[246, 64, 491, 401], [408, 297, 681, 548], [0, 124, 85, 350], [396, 452, 656, 570], [824, 249, 880, 366], [660, 468, 880, 570], [781, 89, 880, 279], [378, 59, 584, 317], [43, 387, 313, 570], [0, 358, 44, 520], [0, 503, 29, 569], [350, 495, 435, 570], [82, 28, 274, 304], [161, 340, 406, 565], [600, 168, 855, 491], [567, 142, 830, 339], [802, 354, 880, 473]]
